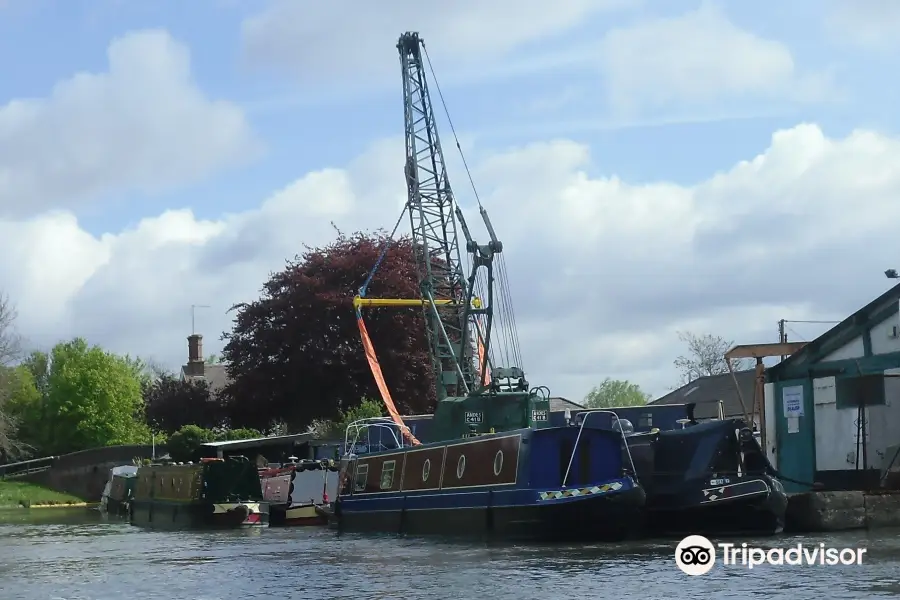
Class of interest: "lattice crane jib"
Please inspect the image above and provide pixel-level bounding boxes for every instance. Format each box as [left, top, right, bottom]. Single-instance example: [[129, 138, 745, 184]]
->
[[353, 31, 548, 443], [398, 31, 473, 400]]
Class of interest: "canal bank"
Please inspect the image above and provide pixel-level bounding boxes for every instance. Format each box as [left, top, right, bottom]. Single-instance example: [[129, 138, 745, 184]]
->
[[0, 479, 86, 509], [786, 490, 900, 532]]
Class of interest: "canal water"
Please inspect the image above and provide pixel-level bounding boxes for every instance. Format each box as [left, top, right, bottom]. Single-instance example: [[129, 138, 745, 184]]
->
[[1, 508, 899, 600]]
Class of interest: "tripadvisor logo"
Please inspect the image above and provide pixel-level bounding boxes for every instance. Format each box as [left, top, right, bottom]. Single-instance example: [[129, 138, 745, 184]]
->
[[675, 535, 867, 575], [675, 535, 716, 575]]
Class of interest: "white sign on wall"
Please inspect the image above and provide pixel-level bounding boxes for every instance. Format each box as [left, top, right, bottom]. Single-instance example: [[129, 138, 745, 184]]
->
[[782, 385, 804, 418]]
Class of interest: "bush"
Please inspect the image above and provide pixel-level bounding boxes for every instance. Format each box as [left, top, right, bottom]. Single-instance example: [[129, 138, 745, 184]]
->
[[166, 425, 262, 462]]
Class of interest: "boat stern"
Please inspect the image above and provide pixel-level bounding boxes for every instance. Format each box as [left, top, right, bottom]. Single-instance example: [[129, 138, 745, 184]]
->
[[211, 502, 270, 528]]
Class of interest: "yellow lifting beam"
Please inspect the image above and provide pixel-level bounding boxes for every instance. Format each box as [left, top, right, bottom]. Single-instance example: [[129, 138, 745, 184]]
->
[[353, 296, 482, 309]]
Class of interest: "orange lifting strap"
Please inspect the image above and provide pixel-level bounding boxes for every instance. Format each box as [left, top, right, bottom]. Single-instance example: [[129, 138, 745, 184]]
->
[[476, 315, 490, 386], [356, 314, 421, 446]]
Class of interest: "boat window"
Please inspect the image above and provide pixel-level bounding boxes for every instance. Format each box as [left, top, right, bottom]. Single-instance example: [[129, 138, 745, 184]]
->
[[422, 459, 431, 482], [354, 463, 369, 492], [457, 455, 466, 479], [493, 450, 504, 476], [380, 460, 396, 490]]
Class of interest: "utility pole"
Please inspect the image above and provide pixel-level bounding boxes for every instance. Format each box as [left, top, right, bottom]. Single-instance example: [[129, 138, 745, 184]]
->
[[191, 304, 211, 335], [778, 319, 786, 361]]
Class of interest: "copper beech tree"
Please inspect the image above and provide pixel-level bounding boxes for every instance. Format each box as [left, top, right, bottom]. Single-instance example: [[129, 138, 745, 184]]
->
[[220, 231, 439, 431], [143, 375, 229, 434]]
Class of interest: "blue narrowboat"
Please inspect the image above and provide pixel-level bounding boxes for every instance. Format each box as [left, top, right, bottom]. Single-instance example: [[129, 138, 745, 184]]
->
[[568, 403, 788, 536], [333, 397, 646, 541]]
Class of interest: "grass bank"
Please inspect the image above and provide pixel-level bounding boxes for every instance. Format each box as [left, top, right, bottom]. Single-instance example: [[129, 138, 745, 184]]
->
[[0, 480, 85, 508]]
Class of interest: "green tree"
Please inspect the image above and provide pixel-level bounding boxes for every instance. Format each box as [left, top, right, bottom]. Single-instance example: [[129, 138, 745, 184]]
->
[[166, 425, 263, 462], [167, 425, 217, 462], [21, 350, 50, 399], [0, 293, 25, 458], [306, 398, 385, 439], [2, 366, 42, 454], [33, 338, 150, 454], [583, 378, 651, 409]]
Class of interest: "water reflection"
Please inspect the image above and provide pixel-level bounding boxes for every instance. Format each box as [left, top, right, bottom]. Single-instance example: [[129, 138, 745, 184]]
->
[[0, 510, 897, 600]]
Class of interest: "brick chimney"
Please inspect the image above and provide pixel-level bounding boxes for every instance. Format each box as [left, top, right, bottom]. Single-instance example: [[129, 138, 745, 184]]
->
[[185, 334, 205, 377]]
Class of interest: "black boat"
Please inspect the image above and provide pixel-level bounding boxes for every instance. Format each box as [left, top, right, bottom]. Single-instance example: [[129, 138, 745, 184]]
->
[[618, 411, 787, 536]]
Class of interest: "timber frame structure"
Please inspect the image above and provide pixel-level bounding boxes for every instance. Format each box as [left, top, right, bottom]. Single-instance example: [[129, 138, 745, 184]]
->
[[725, 342, 808, 451]]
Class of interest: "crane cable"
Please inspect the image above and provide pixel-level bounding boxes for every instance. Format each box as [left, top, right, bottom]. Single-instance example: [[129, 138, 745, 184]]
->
[[422, 43, 525, 374]]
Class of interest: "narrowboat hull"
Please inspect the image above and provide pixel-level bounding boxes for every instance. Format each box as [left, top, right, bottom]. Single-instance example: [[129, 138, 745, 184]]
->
[[260, 460, 338, 527], [130, 458, 269, 530], [624, 419, 789, 537], [130, 500, 269, 529], [102, 497, 131, 517], [270, 503, 326, 526], [335, 427, 645, 541], [644, 474, 787, 536], [100, 467, 138, 518], [336, 478, 644, 540]]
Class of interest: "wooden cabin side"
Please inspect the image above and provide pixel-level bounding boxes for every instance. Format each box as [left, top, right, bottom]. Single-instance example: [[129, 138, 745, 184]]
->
[[134, 465, 204, 503], [341, 433, 524, 496]]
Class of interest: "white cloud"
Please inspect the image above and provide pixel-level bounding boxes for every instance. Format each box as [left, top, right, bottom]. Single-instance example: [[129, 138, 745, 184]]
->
[[0, 29, 259, 218], [825, 0, 900, 48], [598, 3, 833, 116], [239, 0, 635, 83], [3, 122, 900, 402]]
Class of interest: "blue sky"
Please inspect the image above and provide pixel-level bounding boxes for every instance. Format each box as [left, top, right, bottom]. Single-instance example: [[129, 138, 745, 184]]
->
[[1, 0, 900, 400]]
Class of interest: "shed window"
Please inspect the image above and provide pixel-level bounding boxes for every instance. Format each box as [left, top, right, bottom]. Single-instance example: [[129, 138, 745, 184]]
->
[[836, 374, 885, 410]]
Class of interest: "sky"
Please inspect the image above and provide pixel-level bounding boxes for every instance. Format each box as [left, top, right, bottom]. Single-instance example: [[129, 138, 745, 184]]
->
[[1, 0, 900, 403]]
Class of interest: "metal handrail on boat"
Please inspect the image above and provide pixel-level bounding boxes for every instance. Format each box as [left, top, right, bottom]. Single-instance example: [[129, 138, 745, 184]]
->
[[343, 417, 407, 456], [562, 409, 640, 488]]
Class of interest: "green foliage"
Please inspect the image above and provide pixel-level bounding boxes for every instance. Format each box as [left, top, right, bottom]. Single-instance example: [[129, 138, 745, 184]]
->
[[0, 293, 25, 459], [219, 428, 263, 441], [583, 378, 651, 409], [167, 425, 217, 462], [340, 399, 385, 427], [306, 398, 385, 439], [166, 425, 263, 462], [2, 366, 41, 456], [13, 338, 150, 455], [22, 351, 49, 398]]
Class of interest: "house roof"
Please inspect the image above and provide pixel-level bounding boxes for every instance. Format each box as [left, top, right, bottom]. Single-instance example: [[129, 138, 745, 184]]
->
[[768, 280, 900, 378], [649, 370, 757, 419], [180, 363, 230, 395], [549, 397, 585, 412]]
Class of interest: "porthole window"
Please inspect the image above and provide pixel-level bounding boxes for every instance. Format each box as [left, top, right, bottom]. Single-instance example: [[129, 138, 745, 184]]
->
[[493, 450, 503, 476], [456, 454, 466, 479], [422, 459, 431, 482]]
